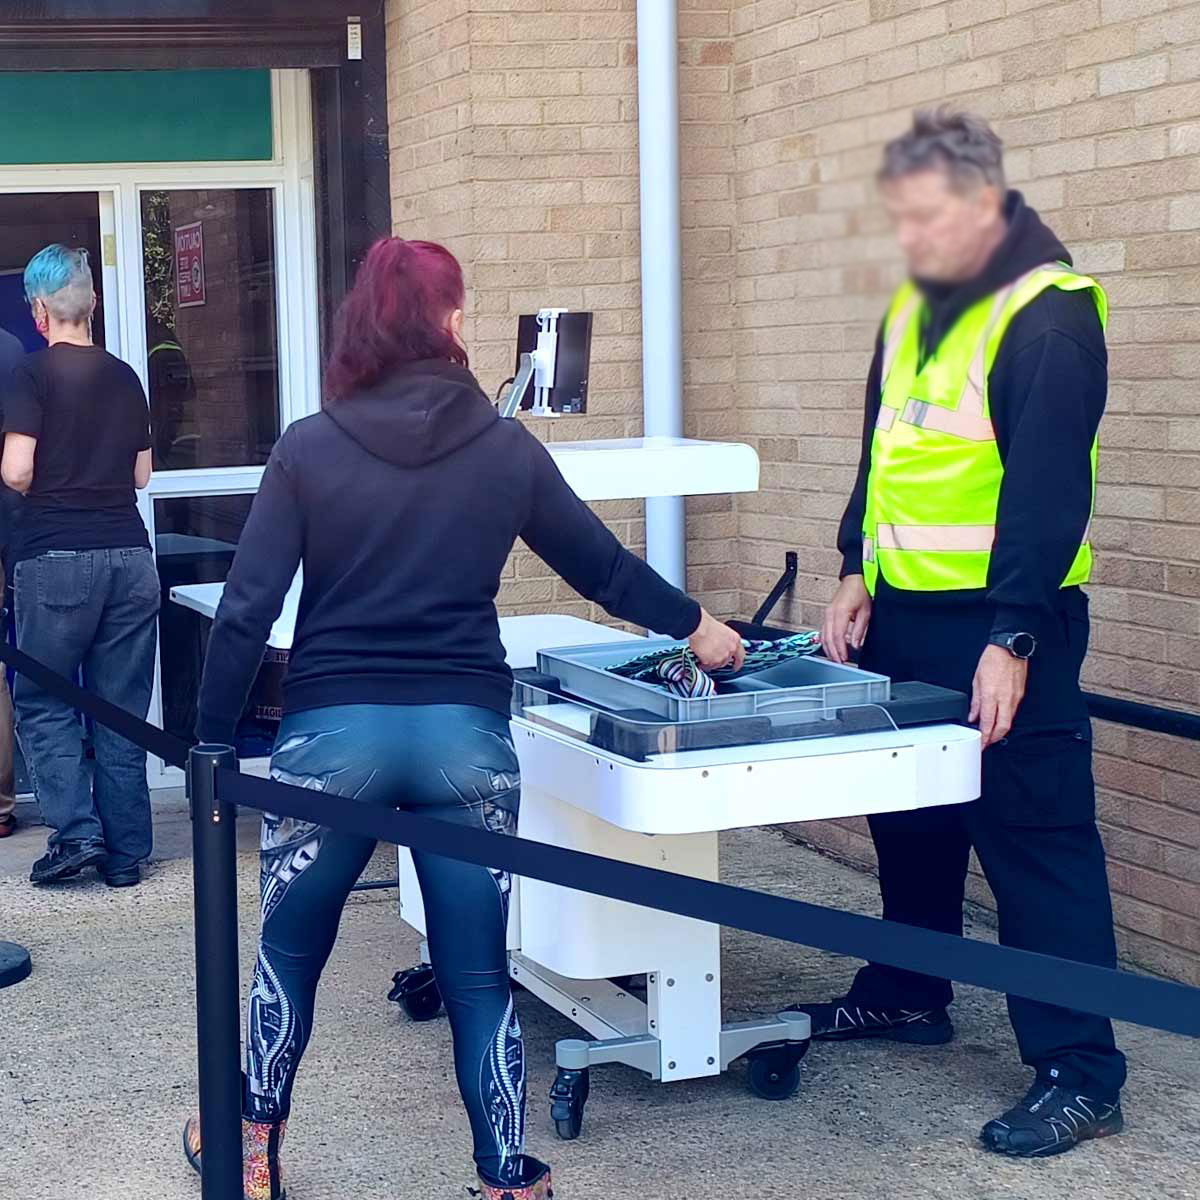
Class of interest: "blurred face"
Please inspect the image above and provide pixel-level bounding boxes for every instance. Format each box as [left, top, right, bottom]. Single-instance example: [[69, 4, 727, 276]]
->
[[881, 169, 1004, 283]]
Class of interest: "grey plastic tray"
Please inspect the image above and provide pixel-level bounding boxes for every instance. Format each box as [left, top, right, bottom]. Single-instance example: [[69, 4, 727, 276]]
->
[[537, 637, 891, 724]]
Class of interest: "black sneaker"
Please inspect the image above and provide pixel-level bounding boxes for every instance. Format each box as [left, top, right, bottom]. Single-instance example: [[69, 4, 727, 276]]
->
[[787, 996, 954, 1044], [102, 865, 141, 889], [981, 1082, 1124, 1157], [30, 840, 108, 886]]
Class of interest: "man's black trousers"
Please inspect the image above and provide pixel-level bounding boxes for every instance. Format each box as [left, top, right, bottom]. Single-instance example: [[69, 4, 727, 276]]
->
[[848, 581, 1127, 1100]]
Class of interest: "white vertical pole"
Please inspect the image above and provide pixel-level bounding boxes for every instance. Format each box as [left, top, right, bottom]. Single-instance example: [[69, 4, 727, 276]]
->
[[637, 0, 687, 589]]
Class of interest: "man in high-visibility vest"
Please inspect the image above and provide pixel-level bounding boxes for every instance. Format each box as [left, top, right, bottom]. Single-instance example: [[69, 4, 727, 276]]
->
[[790, 110, 1126, 1157]]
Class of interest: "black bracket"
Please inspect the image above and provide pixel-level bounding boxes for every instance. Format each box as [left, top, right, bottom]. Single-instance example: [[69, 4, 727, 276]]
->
[[751, 551, 798, 628]]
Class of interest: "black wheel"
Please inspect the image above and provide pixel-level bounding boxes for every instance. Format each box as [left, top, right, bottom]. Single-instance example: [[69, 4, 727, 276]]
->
[[388, 965, 443, 1022], [746, 1044, 807, 1101], [549, 1067, 590, 1141]]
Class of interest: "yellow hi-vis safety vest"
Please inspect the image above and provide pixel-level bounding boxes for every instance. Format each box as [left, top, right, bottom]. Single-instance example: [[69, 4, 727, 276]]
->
[[861, 263, 1106, 596]]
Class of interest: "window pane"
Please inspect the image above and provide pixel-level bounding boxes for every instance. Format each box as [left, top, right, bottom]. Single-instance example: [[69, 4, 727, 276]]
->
[[141, 189, 281, 470], [155, 495, 281, 755], [0, 192, 105, 351]]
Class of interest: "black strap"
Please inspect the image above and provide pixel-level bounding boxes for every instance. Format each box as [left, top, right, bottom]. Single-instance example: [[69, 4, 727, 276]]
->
[[0, 640, 192, 767], [220, 767, 1200, 1040]]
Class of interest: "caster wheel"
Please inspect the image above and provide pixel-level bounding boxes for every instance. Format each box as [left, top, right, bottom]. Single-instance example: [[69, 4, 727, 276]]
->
[[746, 1042, 808, 1101], [388, 965, 443, 1022], [549, 1067, 590, 1141]]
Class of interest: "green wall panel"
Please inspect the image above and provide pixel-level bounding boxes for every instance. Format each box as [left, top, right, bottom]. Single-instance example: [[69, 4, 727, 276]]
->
[[0, 70, 273, 165]]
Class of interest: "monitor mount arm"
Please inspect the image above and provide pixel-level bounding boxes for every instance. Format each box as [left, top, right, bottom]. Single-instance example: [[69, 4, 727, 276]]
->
[[498, 308, 569, 418]]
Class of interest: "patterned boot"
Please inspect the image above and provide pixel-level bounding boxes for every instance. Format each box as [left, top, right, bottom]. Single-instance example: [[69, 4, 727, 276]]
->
[[474, 1155, 553, 1200], [183, 1114, 288, 1200]]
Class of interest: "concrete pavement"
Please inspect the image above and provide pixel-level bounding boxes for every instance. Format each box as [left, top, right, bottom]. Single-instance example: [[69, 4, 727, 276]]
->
[[1, 799, 1197, 1200]]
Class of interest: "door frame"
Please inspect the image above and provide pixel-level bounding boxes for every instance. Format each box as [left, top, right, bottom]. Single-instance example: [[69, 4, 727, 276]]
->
[[0, 69, 322, 788]]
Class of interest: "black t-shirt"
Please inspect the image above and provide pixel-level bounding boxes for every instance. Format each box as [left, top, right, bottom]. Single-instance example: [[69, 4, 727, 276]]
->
[[3, 344, 151, 562]]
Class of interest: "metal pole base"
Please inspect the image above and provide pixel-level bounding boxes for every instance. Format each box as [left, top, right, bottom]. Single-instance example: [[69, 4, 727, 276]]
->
[[0, 940, 31, 988]]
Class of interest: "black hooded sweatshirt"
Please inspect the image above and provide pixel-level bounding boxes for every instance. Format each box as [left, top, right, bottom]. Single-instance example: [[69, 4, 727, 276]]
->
[[837, 191, 1107, 640], [196, 360, 701, 744]]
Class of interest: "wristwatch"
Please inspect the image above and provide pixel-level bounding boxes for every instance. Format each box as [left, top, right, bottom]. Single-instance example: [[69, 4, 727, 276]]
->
[[989, 631, 1037, 660]]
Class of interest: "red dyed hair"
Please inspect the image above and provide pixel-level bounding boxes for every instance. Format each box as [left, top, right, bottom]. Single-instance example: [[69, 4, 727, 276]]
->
[[324, 238, 468, 402]]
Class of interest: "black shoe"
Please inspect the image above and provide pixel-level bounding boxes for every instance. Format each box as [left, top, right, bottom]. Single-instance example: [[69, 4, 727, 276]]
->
[[981, 1082, 1124, 1157], [787, 996, 954, 1044], [30, 840, 108, 886], [103, 865, 141, 888]]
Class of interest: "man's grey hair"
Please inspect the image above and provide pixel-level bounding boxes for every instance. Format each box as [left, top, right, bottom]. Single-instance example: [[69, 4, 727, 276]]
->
[[879, 108, 1006, 193]]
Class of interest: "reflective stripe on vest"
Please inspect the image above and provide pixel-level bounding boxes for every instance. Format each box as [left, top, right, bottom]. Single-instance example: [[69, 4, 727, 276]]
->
[[862, 264, 1105, 596]]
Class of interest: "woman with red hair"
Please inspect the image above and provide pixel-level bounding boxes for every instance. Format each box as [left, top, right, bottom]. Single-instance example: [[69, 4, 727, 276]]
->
[[183, 238, 743, 1199]]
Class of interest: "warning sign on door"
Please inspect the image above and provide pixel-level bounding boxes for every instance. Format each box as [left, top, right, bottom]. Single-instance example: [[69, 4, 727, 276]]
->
[[175, 222, 207, 309]]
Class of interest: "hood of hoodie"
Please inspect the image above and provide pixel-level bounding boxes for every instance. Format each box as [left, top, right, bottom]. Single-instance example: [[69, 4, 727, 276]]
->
[[324, 359, 499, 468], [916, 190, 1070, 360]]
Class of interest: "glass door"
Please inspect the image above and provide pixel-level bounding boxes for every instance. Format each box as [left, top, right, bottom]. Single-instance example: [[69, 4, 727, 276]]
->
[[137, 186, 286, 758], [0, 190, 120, 353], [0, 70, 320, 788]]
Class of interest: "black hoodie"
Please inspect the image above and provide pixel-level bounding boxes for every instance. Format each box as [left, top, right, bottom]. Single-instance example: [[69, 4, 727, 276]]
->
[[196, 360, 701, 743], [837, 192, 1107, 638]]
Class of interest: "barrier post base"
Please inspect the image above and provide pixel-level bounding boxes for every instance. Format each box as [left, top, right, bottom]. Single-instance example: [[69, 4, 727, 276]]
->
[[189, 744, 243, 1200], [0, 940, 31, 989]]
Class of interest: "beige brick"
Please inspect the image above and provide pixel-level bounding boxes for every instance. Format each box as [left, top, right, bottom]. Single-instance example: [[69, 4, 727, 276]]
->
[[1171, 197, 1200, 232], [1065, 22, 1136, 69], [845, 20, 895, 60], [1096, 127, 1169, 168], [918, 30, 971, 69], [1032, 137, 1096, 176], [867, 43, 919, 82], [820, 0, 871, 38], [1062, 94, 1135, 137], [1100, 53, 1171, 96], [1134, 81, 1200, 125], [947, 0, 998, 32], [1101, 0, 1174, 18], [1002, 41, 1067, 84], [1172, 45, 1200, 85], [946, 56, 1003, 94], [971, 12, 1039, 56]]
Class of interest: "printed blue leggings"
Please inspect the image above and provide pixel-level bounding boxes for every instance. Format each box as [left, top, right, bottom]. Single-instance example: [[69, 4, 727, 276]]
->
[[243, 704, 525, 1185]]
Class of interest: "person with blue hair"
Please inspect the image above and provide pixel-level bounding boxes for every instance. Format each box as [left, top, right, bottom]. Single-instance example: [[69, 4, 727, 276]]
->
[[1, 244, 159, 888]]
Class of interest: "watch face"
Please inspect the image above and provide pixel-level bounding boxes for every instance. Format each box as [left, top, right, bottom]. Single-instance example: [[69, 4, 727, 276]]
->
[[1010, 632, 1036, 659]]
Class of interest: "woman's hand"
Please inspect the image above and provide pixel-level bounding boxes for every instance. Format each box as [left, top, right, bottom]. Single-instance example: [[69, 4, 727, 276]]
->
[[688, 609, 746, 672], [821, 574, 872, 665]]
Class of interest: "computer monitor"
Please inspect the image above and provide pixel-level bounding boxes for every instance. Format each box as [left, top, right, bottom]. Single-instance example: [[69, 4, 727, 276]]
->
[[509, 309, 593, 415]]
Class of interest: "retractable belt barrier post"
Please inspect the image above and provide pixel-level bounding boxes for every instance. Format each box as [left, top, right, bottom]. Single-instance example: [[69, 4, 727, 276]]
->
[[188, 746, 243, 1200], [1, 638, 1198, 1059]]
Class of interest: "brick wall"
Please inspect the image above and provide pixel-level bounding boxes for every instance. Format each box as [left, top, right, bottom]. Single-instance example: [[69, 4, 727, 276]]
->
[[385, 0, 740, 621], [731, 0, 1200, 984], [383, 0, 1200, 983]]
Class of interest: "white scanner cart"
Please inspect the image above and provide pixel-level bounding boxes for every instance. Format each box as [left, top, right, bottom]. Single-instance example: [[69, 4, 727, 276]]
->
[[392, 614, 979, 1138]]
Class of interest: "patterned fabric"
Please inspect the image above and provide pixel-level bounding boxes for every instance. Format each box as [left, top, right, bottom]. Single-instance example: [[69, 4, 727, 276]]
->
[[608, 631, 823, 698], [243, 1119, 287, 1200], [655, 653, 716, 698], [182, 1115, 286, 1200]]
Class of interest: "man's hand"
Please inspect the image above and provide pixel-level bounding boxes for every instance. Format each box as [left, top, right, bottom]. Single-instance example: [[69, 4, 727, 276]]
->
[[821, 575, 872, 665], [688, 609, 746, 672], [969, 644, 1029, 748]]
